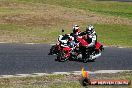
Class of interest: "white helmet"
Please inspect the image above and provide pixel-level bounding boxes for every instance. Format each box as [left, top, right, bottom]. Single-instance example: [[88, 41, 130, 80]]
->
[[72, 25, 80, 34], [86, 25, 95, 35]]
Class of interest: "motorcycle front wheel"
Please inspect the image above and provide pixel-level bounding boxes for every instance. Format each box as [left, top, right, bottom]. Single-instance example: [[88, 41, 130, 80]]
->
[[57, 52, 68, 62]]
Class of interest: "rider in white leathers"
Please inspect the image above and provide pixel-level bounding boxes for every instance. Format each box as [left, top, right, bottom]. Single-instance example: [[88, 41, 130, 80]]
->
[[85, 25, 97, 48]]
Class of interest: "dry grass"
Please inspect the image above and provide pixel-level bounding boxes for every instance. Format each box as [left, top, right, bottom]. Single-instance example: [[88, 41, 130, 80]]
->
[[0, 72, 131, 88], [0, 1, 131, 44], [0, 1, 132, 27]]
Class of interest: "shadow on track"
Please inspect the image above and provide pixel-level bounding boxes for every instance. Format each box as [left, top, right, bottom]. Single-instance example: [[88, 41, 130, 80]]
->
[[54, 57, 95, 63]]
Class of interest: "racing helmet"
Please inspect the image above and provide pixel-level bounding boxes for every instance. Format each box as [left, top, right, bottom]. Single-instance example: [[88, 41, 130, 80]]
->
[[72, 25, 80, 34], [86, 25, 95, 35]]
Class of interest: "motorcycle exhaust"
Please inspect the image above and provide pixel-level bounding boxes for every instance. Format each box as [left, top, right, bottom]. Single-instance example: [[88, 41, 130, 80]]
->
[[91, 53, 101, 60]]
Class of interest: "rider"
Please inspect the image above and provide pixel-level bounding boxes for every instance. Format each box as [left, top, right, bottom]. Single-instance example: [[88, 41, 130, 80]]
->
[[70, 25, 81, 48], [71, 25, 81, 36], [85, 25, 97, 49]]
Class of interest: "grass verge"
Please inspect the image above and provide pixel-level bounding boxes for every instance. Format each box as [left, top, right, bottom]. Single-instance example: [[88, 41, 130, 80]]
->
[[13, 0, 132, 18], [0, 71, 131, 88], [0, 0, 131, 47]]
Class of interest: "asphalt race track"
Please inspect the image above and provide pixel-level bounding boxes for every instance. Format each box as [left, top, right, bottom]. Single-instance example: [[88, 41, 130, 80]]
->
[[0, 44, 132, 75]]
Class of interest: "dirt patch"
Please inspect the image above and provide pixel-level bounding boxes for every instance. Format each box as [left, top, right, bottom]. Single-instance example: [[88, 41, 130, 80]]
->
[[0, 2, 132, 28], [0, 14, 60, 27], [0, 1, 36, 9]]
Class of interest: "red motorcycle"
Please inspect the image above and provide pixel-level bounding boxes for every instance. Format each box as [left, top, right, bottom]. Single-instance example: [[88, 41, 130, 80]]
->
[[49, 32, 73, 62], [76, 35, 104, 62], [49, 30, 104, 63]]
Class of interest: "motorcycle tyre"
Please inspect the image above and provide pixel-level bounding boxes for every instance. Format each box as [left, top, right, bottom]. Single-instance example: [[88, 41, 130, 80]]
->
[[57, 52, 68, 62]]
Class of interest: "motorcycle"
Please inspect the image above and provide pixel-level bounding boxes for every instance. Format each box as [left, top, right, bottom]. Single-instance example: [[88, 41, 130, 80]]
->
[[49, 30, 104, 63], [75, 35, 104, 62], [49, 30, 73, 62]]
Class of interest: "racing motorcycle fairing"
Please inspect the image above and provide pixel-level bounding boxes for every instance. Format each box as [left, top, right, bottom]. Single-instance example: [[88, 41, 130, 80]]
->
[[76, 36, 88, 46], [63, 47, 72, 57], [95, 42, 104, 51], [96, 42, 101, 50]]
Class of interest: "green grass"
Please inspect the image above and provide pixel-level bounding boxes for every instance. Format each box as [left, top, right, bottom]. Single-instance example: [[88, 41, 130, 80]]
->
[[0, 74, 66, 88], [0, 72, 131, 88], [0, 24, 131, 46], [0, 0, 131, 46], [66, 24, 132, 47], [0, 24, 61, 43], [95, 24, 132, 46], [13, 0, 132, 18]]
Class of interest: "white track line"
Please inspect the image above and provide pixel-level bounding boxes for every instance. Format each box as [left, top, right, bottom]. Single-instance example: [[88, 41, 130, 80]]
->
[[0, 70, 131, 78], [103, 46, 109, 48], [25, 43, 36, 45], [50, 44, 56, 45], [118, 47, 125, 48], [50, 44, 127, 48], [0, 42, 128, 48], [0, 42, 8, 44]]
